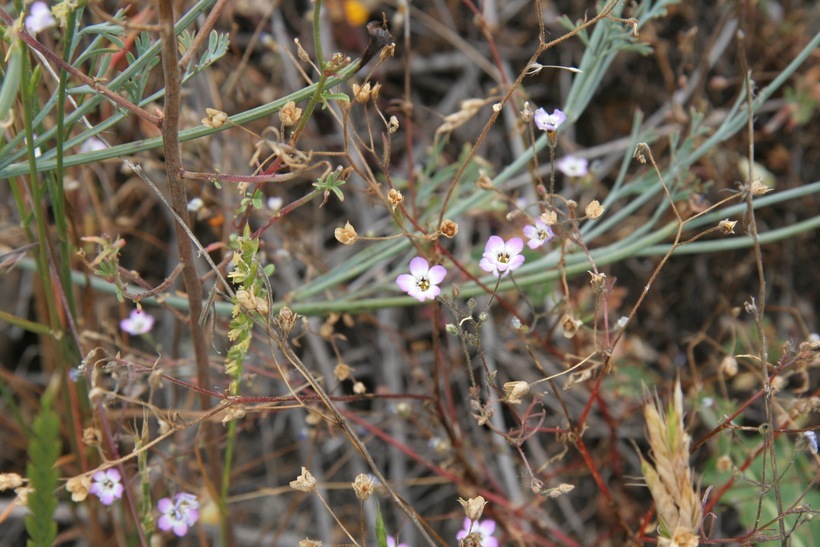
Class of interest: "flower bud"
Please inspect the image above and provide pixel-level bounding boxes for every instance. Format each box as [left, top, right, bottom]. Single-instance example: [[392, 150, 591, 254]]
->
[[334, 362, 353, 381], [521, 101, 533, 122], [388, 115, 400, 134], [719, 355, 738, 377]]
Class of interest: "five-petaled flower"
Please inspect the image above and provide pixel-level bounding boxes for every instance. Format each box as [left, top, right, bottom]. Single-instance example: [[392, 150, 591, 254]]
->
[[556, 155, 589, 177], [396, 257, 447, 302], [522, 218, 555, 249], [120, 309, 155, 335], [533, 108, 566, 134], [456, 517, 498, 547], [89, 468, 124, 506], [479, 236, 525, 278], [25, 2, 56, 34], [157, 492, 200, 537]]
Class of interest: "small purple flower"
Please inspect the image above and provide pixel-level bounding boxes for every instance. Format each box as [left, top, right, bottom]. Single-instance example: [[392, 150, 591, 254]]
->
[[387, 536, 410, 547], [556, 155, 589, 177], [120, 309, 155, 335], [456, 517, 498, 547], [157, 492, 200, 537], [89, 468, 124, 506], [396, 257, 447, 302], [533, 108, 566, 133], [479, 236, 525, 278], [25, 2, 56, 35], [522, 218, 555, 249]]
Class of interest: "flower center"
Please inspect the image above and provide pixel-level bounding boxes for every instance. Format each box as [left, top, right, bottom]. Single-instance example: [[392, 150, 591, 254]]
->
[[496, 252, 510, 264], [417, 277, 430, 291]]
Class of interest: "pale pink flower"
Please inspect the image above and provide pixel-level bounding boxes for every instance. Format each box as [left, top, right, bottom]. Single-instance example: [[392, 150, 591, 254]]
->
[[522, 219, 555, 249], [533, 108, 566, 133], [396, 257, 447, 302], [157, 492, 200, 537], [479, 236, 525, 278], [120, 309, 155, 335], [556, 155, 589, 177], [25, 2, 56, 34], [89, 468, 124, 506]]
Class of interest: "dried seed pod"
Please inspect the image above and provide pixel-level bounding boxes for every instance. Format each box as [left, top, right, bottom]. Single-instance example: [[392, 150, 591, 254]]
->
[[360, 19, 396, 67]]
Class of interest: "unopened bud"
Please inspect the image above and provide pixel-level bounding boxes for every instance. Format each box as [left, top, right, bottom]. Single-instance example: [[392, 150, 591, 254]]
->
[[521, 101, 533, 123], [719, 355, 738, 377], [388, 115, 400, 134]]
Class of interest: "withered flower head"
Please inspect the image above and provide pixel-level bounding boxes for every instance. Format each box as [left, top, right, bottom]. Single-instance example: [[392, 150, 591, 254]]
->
[[334, 221, 358, 245], [290, 467, 317, 493], [440, 219, 459, 238], [280, 101, 303, 127], [457, 495, 488, 521], [503, 381, 530, 405], [202, 108, 228, 129], [351, 473, 375, 501]]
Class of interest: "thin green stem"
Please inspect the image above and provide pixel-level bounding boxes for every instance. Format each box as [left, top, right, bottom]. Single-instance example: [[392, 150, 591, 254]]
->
[[288, 0, 331, 147], [53, 6, 79, 322]]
